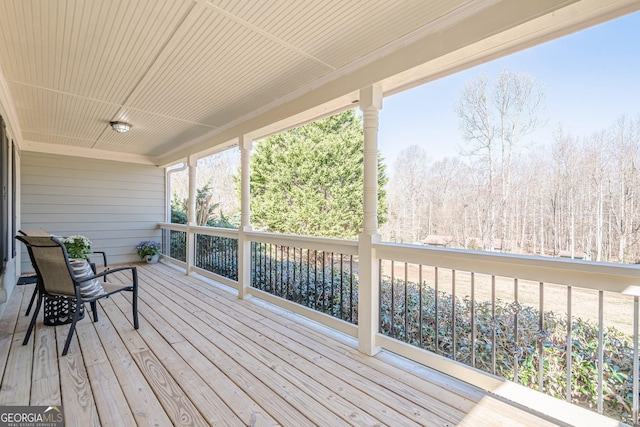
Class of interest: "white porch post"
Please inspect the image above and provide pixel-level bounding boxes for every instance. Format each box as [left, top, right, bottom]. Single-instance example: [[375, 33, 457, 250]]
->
[[358, 84, 382, 356], [238, 136, 253, 299], [186, 155, 197, 274]]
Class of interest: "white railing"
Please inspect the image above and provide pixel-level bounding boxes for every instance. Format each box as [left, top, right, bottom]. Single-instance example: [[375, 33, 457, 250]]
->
[[158, 222, 639, 425], [158, 223, 359, 336], [375, 242, 640, 426]]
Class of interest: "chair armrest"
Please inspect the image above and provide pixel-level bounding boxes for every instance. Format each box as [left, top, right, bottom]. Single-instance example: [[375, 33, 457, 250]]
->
[[76, 265, 137, 284], [88, 251, 108, 268]]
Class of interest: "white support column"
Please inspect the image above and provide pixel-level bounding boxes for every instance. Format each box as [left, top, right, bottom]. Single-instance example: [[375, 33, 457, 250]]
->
[[186, 155, 197, 274], [238, 136, 253, 299], [358, 84, 383, 356]]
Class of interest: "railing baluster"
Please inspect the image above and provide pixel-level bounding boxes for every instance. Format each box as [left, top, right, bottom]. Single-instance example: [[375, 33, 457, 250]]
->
[[292, 246, 297, 301], [349, 255, 354, 323], [272, 243, 275, 291], [256, 242, 260, 288], [452, 269, 456, 361], [567, 285, 573, 403], [538, 281, 544, 393], [379, 259, 383, 333], [391, 260, 395, 339], [272, 243, 277, 294], [514, 278, 519, 383], [286, 246, 291, 299], [597, 290, 604, 414], [471, 272, 475, 368], [260, 242, 265, 290], [306, 249, 311, 307], [264, 243, 268, 291], [256, 243, 265, 289], [419, 265, 423, 349], [330, 252, 335, 316], [266, 243, 271, 292], [313, 250, 318, 310], [404, 262, 408, 343], [251, 241, 256, 287], [634, 296, 639, 427], [321, 251, 326, 312], [491, 275, 496, 375], [264, 243, 268, 289], [250, 242, 255, 286], [435, 266, 439, 355], [281, 244, 285, 297], [340, 254, 344, 320], [278, 245, 283, 297]]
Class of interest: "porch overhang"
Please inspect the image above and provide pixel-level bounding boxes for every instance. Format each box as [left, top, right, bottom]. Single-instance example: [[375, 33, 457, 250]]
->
[[0, 0, 637, 166]]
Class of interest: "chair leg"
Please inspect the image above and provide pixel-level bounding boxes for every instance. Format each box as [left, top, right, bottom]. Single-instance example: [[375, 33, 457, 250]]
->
[[62, 306, 83, 356], [132, 268, 139, 329], [132, 289, 139, 329], [23, 295, 43, 346], [90, 301, 98, 322], [25, 286, 38, 316]]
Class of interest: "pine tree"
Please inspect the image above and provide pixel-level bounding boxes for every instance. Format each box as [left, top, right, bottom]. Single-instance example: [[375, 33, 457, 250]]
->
[[249, 110, 387, 239]]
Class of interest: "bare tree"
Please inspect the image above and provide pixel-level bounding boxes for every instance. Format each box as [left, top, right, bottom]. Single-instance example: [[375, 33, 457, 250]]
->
[[455, 69, 546, 251], [386, 145, 431, 243], [607, 115, 640, 262]]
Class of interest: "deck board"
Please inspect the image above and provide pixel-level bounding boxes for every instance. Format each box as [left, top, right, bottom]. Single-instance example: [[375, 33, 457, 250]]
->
[[0, 262, 576, 426], [148, 272, 426, 426], [90, 303, 173, 427], [31, 324, 60, 405], [147, 279, 389, 426], [77, 319, 136, 427], [0, 286, 33, 406], [56, 323, 100, 427]]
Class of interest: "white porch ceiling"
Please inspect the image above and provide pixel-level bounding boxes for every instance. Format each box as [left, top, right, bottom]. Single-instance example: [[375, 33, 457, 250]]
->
[[0, 0, 637, 165]]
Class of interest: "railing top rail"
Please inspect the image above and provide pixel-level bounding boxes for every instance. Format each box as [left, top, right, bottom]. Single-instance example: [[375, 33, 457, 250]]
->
[[191, 225, 239, 238], [158, 223, 239, 238], [246, 230, 358, 255], [158, 223, 358, 255], [375, 241, 640, 295], [158, 222, 186, 231]]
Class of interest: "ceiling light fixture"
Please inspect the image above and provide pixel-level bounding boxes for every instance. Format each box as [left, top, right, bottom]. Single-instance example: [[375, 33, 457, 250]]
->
[[110, 121, 132, 133]]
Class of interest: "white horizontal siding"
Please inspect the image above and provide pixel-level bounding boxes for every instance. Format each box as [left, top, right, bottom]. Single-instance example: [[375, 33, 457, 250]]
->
[[20, 152, 165, 271]]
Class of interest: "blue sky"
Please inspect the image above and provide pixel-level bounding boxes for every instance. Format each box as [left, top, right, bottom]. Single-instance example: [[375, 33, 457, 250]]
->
[[377, 11, 640, 165]]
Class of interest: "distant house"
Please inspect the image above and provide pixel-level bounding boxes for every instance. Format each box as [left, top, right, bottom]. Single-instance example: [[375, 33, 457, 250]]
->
[[422, 235, 454, 247], [464, 237, 513, 252], [558, 250, 590, 260]]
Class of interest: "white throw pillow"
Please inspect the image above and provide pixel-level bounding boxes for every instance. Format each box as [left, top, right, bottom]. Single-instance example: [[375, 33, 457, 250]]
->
[[70, 259, 105, 298]]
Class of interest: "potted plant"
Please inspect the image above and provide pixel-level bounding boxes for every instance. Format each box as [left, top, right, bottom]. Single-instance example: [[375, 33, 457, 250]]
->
[[57, 235, 92, 260], [136, 240, 161, 264]]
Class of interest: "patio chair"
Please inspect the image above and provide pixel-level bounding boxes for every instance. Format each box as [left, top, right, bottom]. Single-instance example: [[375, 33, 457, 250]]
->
[[16, 235, 139, 356], [18, 229, 109, 317]]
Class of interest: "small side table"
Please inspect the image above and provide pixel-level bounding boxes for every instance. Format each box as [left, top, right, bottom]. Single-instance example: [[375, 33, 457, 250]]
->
[[43, 295, 85, 326]]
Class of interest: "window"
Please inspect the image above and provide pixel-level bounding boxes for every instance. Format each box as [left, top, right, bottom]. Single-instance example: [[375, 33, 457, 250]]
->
[[0, 116, 7, 273], [11, 140, 16, 258]]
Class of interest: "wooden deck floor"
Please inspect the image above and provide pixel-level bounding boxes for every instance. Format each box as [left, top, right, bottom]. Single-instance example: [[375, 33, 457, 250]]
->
[[0, 262, 568, 426]]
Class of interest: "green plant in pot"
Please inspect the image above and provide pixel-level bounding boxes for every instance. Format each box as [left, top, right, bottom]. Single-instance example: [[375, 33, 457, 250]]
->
[[136, 240, 161, 264], [57, 235, 92, 260]]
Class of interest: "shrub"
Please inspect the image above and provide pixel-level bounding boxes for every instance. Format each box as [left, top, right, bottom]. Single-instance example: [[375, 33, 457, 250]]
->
[[379, 278, 636, 424]]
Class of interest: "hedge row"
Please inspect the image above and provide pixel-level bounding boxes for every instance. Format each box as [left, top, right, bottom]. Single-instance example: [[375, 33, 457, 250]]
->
[[380, 279, 636, 424]]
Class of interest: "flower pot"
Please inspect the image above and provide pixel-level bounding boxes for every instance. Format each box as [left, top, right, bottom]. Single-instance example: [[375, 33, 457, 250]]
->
[[145, 254, 159, 264]]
